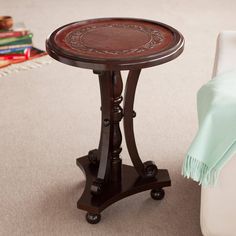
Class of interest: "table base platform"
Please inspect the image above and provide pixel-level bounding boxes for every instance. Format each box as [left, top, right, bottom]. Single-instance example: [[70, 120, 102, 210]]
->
[[76, 155, 171, 224]]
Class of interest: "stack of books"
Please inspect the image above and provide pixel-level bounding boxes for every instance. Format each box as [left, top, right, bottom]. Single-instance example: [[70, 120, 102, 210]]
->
[[0, 22, 46, 68]]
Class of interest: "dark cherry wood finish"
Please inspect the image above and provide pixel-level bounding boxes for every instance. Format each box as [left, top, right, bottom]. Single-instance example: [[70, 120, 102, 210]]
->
[[76, 155, 170, 213], [46, 18, 184, 70], [46, 17, 184, 224]]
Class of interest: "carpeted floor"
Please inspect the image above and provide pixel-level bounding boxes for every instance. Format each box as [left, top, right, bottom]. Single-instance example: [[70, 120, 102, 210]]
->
[[1, 0, 236, 235]]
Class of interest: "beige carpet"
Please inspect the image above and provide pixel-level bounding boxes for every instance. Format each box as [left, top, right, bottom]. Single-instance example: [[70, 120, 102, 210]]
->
[[1, 0, 236, 235]]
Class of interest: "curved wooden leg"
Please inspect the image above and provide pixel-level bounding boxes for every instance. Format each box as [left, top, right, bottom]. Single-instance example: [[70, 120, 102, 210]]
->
[[87, 70, 108, 166], [91, 71, 113, 195], [123, 70, 158, 178]]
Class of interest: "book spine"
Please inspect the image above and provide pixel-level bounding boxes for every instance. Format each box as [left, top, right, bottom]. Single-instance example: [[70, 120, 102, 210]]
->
[[0, 33, 33, 46], [0, 47, 31, 59], [0, 46, 32, 54], [0, 38, 32, 47], [0, 44, 32, 50], [0, 54, 28, 60], [0, 30, 29, 39]]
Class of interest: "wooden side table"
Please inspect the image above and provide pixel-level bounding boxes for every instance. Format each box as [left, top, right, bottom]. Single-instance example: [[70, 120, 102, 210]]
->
[[46, 18, 184, 224]]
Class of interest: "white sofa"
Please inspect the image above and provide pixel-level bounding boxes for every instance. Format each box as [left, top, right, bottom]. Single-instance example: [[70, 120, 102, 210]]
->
[[200, 31, 236, 236]]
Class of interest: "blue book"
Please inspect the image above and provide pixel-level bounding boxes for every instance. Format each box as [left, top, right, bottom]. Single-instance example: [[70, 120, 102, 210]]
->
[[0, 46, 32, 54]]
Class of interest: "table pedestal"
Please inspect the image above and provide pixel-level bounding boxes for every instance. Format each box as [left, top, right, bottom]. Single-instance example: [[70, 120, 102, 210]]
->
[[76, 70, 171, 224]]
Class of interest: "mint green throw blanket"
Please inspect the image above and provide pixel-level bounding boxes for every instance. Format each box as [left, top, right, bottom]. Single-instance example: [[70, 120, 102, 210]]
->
[[182, 70, 236, 186]]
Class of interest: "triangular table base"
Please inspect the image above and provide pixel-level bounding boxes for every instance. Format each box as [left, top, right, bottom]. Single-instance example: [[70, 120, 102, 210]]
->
[[76, 156, 171, 215]]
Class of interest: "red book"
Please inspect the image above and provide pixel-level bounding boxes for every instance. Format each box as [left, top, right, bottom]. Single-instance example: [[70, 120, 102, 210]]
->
[[0, 55, 26, 60], [0, 30, 29, 39]]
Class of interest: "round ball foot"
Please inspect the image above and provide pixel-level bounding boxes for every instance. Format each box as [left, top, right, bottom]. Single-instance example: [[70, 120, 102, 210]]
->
[[150, 188, 165, 200], [86, 212, 101, 224], [143, 161, 158, 178]]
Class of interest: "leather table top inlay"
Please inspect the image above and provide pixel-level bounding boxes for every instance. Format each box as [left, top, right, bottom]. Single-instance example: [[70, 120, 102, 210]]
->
[[46, 18, 184, 70]]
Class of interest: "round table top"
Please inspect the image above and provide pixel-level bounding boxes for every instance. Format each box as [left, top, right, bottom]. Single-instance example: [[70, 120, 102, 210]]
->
[[46, 18, 184, 70]]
